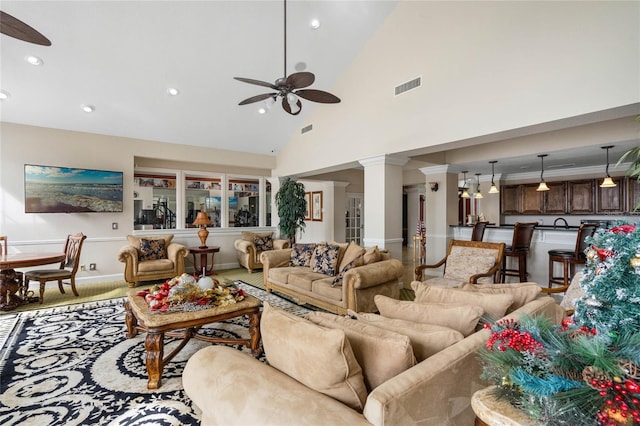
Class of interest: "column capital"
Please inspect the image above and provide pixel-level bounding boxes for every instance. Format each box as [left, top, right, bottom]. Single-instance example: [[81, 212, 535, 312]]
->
[[419, 164, 451, 175], [359, 154, 409, 168]]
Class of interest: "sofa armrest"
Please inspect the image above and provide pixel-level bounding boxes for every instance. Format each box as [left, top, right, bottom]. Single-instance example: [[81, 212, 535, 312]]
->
[[166, 242, 189, 260], [234, 239, 256, 253], [273, 239, 291, 250], [344, 259, 403, 291], [261, 248, 292, 268], [117, 245, 138, 264], [184, 346, 370, 426]]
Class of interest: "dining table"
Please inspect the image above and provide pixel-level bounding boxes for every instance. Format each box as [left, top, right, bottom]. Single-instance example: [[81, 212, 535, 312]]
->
[[0, 252, 66, 311]]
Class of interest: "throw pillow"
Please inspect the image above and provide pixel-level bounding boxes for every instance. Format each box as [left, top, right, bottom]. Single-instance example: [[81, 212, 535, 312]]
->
[[411, 281, 514, 321], [138, 238, 167, 261], [348, 311, 464, 362], [289, 243, 317, 267], [363, 246, 381, 265], [127, 234, 174, 248], [460, 282, 542, 312], [306, 311, 416, 391], [253, 234, 273, 252], [332, 243, 365, 287], [260, 302, 367, 412], [374, 295, 483, 337], [443, 254, 497, 283], [310, 243, 341, 276]]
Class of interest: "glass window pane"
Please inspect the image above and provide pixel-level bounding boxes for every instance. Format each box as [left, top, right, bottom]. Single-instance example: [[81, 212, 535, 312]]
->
[[185, 176, 222, 228], [266, 180, 272, 226], [229, 178, 259, 227], [134, 173, 177, 230]]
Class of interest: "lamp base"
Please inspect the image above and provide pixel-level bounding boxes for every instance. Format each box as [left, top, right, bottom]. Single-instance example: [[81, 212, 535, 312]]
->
[[197, 226, 209, 249]]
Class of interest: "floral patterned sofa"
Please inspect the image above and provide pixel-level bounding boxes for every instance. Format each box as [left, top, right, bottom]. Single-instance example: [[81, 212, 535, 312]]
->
[[261, 241, 404, 314]]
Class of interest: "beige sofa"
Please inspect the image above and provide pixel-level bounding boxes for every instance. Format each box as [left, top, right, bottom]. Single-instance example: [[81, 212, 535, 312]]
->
[[183, 282, 564, 425], [117, 234, 189, 287], [234, 231, 290, 273], [260, 242, 404, 314]]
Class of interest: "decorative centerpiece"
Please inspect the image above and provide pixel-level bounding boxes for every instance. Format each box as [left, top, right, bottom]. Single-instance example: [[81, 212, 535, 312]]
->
[[137, 273, 245, 313], [480, 223, 640, 425]]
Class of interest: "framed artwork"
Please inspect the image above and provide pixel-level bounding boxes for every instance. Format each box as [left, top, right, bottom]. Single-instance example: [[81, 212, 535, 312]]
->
[[312, 191, 323, 221], [304, 192, 311, 220]]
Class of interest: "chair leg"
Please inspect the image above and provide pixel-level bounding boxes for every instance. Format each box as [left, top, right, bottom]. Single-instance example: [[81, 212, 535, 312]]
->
[[519, 255, 527, 282], [39, 280, 46, 304], [58, 279, 65, 294], [70, 277, 79, 297], [548, 257, 555, 288]]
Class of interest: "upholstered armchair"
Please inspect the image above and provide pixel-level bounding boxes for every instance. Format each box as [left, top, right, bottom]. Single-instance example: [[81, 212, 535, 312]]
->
[[234, 231, 290, 273], [415, 239, 505, 287], [117, 234, 189, 287]]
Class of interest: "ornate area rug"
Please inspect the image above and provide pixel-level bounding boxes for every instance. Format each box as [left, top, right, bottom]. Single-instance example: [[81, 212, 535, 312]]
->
[[0, 281, 311, 425]]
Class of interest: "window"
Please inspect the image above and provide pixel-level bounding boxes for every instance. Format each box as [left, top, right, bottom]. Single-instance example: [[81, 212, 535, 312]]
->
[[185, 175, 222, 228], [229, 178, 260, 227], [134, 172, 177, 230]]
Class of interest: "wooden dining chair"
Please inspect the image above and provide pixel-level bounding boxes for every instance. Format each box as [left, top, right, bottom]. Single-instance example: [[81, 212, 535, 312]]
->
[[471, 221, 489, 242], [24, 233, 87, 304]]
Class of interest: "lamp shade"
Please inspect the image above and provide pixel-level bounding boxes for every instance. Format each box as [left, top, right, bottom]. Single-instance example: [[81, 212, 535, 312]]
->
[[192, 211, 212, 227], [600, 177, 617, 188], [536, 181, 550, 192]]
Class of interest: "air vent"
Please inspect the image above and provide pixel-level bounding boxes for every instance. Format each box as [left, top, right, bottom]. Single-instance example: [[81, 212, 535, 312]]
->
[[394, 76, 421, 96], [301, 124, 313, 134]]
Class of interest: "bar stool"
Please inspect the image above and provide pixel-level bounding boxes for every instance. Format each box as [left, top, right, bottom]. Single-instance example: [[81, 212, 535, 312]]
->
[[500, 222, 537, 283], [548, 223, 598, 291], [471, 221, 489, 242]]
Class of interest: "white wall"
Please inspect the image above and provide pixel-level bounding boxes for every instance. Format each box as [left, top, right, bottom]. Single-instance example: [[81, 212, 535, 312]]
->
[[274, 1, 639, 177]]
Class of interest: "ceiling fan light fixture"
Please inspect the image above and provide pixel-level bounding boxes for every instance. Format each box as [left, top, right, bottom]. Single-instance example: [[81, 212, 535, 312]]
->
[[600, 145, 617, 188], [474, 173, 483, 198]]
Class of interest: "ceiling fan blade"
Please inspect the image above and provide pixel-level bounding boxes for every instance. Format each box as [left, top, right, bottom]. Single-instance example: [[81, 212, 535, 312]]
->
[[295, 89, 341, 104], [234, 77, 278, 90], [281, 97, 302, 116], [238, 93, 277, 105], [285, 72, 315, 89], [0, 11, 51, 46]]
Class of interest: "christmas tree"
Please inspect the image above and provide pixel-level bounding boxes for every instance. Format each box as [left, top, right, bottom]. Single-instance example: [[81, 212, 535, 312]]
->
[[480, 222, 640, 425]]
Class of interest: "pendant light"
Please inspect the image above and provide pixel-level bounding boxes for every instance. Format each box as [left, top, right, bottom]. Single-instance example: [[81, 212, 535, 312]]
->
[[460, 171, 470, 198], [536, 154, 549, 192], [600, 145, 617, 188], [474, 173, 483, 198], [488, 160, 499, 194]]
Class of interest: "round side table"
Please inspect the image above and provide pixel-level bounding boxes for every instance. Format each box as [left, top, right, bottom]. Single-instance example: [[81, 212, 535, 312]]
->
[[190, 246, 220, 276]]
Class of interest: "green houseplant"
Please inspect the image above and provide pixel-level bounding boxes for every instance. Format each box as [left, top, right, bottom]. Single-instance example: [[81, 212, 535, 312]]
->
[[275, 177, 307, 245]]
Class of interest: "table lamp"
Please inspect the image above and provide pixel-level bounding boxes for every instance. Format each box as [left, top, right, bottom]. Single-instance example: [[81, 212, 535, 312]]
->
[[192, 210, 212, 248]]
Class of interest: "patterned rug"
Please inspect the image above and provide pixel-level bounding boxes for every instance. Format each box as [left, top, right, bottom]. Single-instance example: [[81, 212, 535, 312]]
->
[[0, 281, 311, 426]]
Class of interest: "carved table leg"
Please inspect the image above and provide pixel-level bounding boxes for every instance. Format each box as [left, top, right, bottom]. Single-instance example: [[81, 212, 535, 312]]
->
[[0, 269, 21, 311], [248, 311, 262, 356], [145, 331, 164, 389], [124, 301, 138, 338]]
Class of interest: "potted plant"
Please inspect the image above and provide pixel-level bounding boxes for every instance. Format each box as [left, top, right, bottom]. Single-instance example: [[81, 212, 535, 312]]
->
[[275, 177, 306, 245]]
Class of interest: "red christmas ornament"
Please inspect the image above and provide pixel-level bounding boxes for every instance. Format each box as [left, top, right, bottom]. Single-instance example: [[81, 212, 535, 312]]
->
[[596, 247, 614, 261], [610, 225, 636, 234], [625, 379, 640, 394]]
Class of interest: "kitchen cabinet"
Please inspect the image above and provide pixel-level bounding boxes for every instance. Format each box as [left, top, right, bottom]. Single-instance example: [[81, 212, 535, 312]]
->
[[501, 185, 521, 214], [596, 177, 624, 213], [544, 182, 566, 214], [521, 184, 543, 214], [568, 180, 595, 214]]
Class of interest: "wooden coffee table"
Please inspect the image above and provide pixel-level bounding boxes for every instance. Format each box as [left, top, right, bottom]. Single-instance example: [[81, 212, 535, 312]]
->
[[125, 289, 262, 389]]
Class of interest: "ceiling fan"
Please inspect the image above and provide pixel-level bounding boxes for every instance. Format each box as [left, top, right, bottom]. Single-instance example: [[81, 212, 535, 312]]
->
[[234, 0, 340, 116], [0, 10, 51, 46]]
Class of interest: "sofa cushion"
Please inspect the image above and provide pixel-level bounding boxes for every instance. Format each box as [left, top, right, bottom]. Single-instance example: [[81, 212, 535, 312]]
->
[[460, 282, 542, 312], [288, 270, 328, 292], [289, 243, 317, 267], [253, 234, 273, 252], [411, 281, 514, 320], [306, 311, 416, 391], [311, 277, 343, 302], [310, 243, 341, 276], [332, 242, 366, 287], [138, 258, 174, 273], [348, 311, 464, 362], [138, 238, 167, 261], [363, 246, 381, 265], [127, 234, 174, 248], [443, 254, 496, 284], [374, 295, 483, 337], [268, 266, 308, 285], [261, 302, 367, 412]]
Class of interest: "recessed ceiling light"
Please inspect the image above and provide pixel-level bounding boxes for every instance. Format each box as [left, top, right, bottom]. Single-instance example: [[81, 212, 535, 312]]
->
[[81, 104, 95, 113], [310, 19, 320, 29], [258, 107, 267, 114], [166, 87, 180, 96], [26, 55, 43, 66], [0, 90, 10, 100]]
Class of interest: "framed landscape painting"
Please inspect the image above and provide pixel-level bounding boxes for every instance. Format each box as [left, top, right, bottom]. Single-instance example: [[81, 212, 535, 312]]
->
[[24, 164, 124, 213], [312, 191, 323, 221], [304, 192, 311, 220]]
